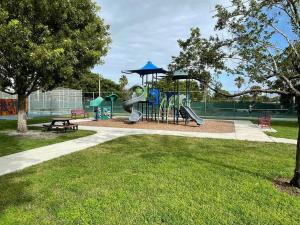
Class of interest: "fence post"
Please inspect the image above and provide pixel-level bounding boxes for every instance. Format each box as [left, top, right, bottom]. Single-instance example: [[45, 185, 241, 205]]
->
[[204, 93, 207, 115]]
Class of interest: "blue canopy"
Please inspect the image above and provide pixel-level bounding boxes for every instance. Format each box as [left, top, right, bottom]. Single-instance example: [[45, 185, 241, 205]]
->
[[123, 61, 167, 76]]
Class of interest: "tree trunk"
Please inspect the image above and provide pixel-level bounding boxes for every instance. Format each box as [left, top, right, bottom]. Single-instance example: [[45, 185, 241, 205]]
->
[[17, 94, 28, 133], [290, 97, 300, 188]]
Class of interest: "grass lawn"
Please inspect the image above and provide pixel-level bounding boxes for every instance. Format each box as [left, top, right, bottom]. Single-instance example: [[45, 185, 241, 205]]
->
[[266, 120, 298, 140], [0, 117, 53, 130], [0, 118, 96, 157], [0, 135, 299, 224]]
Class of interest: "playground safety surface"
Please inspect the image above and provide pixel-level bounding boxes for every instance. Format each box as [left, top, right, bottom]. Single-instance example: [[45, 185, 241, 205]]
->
[[79, 118, 235, 133]]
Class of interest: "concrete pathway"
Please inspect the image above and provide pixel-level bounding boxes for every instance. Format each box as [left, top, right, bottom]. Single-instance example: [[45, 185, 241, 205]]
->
[[0, 120, 296, 177]]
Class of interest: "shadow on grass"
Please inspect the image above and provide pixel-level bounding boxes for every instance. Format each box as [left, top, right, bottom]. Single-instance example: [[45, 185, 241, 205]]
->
[[0, 171, 34, 214], [140, 150, 272, 181]]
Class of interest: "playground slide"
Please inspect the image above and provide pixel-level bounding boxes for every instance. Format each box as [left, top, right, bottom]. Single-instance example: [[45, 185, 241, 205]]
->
[[123, 86, 145, 122], [90, 97, 104, 107], [182, 106, 204, 125]]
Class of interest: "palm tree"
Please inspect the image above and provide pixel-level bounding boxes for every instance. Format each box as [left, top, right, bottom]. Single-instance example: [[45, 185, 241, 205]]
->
[[119, 75, 128, 99], [234, 76, 245, 92]]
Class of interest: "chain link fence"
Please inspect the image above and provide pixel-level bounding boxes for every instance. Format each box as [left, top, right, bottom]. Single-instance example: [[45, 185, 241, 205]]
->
[[29, 88, 83, 116], [83, 91, 297, 119], [0, 89, 297, 119]]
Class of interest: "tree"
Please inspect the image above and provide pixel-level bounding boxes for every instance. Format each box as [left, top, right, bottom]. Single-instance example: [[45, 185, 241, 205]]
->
[[155, 78, 204, 101], [212, 83, 231, 100], [119, 75, 128, 91], [64, 72, 120, 94], [0, 0, 111, 132], [171, 0, 300, 187], [234, 76, 245, 92], [119, 74, 129, 100], [168, 28, 226, 103], [214, 0, 300, 187], [169, 28, 225, 84]]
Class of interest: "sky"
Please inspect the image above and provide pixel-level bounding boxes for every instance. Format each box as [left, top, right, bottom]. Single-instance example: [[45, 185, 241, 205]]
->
[[93, 0, 236, 90]]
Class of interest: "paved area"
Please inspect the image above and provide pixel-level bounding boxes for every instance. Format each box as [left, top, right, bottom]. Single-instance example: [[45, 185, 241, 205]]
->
[[0, 120, 297, 177]]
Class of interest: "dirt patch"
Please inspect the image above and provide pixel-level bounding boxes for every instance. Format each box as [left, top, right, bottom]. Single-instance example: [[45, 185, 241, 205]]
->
[[274, 178, 300, 197], [79, 118, 235, 133], [0, 130, 57, 139]]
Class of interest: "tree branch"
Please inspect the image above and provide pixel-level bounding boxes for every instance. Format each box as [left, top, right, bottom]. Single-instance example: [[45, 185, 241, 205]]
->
[[1, 89, 17, 95], [194, 78, 289, 97], [268, 23, 299, 58], [279, 74, 300, 96]]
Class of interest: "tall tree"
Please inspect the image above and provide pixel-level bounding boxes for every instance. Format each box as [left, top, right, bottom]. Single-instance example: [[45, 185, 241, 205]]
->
[[64, 72, 121, 94], [169, 28, 225, 85], [119, 75, 128, 91], [214, 0, 300, 187], [171, 0, 300, 187], [0, 0, 111, 132], [119, 74, 128, 100], [234, 76, 245, 92], [168, 28, 226, 102]]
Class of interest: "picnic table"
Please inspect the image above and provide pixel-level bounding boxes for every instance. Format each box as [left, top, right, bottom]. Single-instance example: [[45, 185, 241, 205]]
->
[[43, 118, 78, 133]]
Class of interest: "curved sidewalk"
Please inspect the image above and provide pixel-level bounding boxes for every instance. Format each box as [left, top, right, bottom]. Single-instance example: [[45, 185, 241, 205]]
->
[[0, 120, 296, 177]]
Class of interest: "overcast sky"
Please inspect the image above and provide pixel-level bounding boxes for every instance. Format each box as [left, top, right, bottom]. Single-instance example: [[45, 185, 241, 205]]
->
[[94, 0, 235, 89]]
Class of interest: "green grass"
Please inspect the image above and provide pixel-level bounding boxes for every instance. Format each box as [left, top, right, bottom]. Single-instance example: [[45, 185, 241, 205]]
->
[[0, 129, 96, 157], [0, 135, 299, 224], [0, 118, 96, 157], [266, 120, 298, 140], [0, 117, 53, 130]]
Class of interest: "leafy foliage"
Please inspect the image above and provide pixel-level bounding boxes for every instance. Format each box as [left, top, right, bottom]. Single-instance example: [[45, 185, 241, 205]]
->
[[119, 74, 129, 100], [0, 0, 111, 96], [64, 72, 121, 95], [169, 28, 225, 84], [214, 0, 299, 97]]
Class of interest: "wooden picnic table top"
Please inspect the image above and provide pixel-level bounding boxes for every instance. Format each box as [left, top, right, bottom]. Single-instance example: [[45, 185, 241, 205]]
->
[[52, 118, 71, 121]]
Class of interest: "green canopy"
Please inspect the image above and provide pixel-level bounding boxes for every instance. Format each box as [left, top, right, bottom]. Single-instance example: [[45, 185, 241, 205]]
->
[[105, 94, 119, 102]]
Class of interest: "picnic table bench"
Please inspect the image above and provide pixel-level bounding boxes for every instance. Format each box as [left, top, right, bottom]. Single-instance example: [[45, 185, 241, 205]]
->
[[71, 109, 88, 119], [43, 118, 78, 133]]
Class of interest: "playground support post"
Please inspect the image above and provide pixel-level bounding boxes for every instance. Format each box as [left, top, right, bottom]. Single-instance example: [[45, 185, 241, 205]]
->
[[155, 73, 158, 121], [146, 74, 149, 120], [176, 79, 179, 125], [111, 100, 113, 119], [151, 73, 154, 121], [140, 75, 144, 121], [173, 81, 176, 125]]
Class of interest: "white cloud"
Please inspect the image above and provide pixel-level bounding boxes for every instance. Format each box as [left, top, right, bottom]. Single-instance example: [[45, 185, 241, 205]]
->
[[94, 0, 231, 88]]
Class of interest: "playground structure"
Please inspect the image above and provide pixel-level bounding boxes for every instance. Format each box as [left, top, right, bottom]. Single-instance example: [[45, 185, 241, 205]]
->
[[90, 93, 119, 120], [122, 61, 204, 125]]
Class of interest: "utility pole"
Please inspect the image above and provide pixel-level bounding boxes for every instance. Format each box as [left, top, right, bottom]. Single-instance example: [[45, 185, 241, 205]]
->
[[98, 75, 101, 97]]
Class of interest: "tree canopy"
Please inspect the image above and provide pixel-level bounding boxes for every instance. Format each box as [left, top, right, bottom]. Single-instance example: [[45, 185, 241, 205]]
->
[[0, 0, 111, 131], [213, 0, 300, 186], [170, 0, 300, 187], [64, 72, 121, 95]]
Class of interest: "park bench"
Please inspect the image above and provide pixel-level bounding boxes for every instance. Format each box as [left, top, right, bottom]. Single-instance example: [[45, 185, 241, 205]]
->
[[71, 109, 88, 119], [258, 115, 272, 128]]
